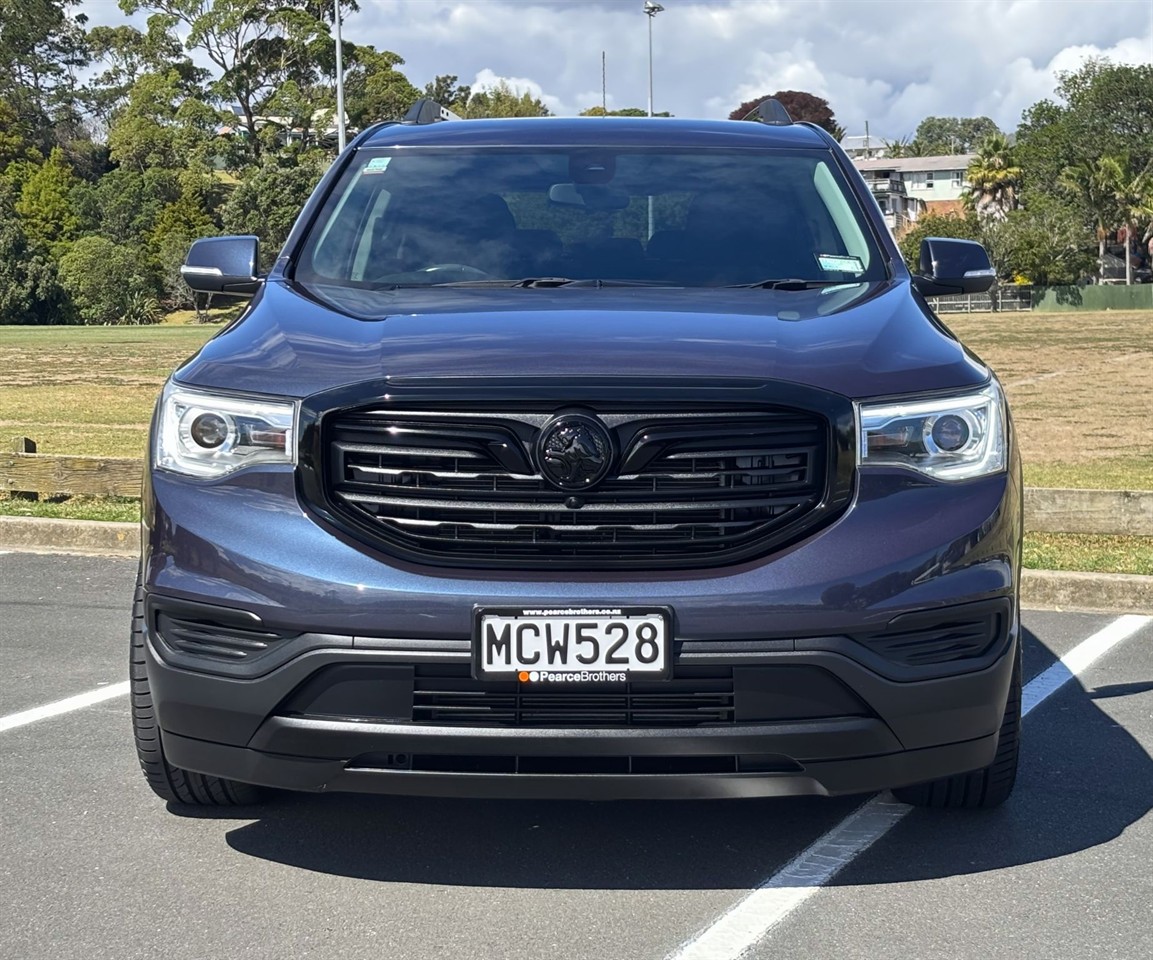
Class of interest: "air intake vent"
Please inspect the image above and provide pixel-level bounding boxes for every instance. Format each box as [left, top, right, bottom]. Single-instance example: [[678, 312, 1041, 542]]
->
[[154, 611, 295, 663], [853, 605, 1007, 666], [413, 669, 735, 727]]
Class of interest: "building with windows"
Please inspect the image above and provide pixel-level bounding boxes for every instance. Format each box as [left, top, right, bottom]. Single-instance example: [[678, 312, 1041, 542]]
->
[[853, 155, 975, 234]]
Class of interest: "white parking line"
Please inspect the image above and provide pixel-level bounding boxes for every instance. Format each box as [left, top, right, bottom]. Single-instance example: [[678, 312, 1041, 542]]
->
[[0, 681, 131, 734], [667, 614, 1153, 960]]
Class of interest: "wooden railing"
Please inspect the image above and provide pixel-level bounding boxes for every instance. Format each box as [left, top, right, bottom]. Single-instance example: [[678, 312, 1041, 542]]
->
[[3, 439, 142, 499], [3, 439, 1151, 535]]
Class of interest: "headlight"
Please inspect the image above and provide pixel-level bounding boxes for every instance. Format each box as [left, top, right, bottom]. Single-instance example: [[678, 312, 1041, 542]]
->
[[857, 382, 1005, 481], [155, 383, 296, 479]]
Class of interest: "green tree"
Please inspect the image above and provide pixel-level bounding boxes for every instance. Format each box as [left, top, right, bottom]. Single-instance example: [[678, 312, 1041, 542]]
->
[[14, 147, 84, 252], [343, 46, 419, 127], [462, 81, 550, 119], [897, 211, 982, 271], [1106, 157, 1153, 285], [220, 152, 328, 266], [107, 68, 219, 171], [85, 21, 206, 127], [57, 235, 160, 324], [0, 0, 90, 158], [0, 97, 41, 170], [729, 90, 841, 137], [982, 198, 1095, 285], [580, 106, 670, 118], [149, 174, 220, 306], [119, 0, 353, 163], [0, 180, 71, 324], [1059, 156, 1123, 281], [965, 133, 1021, 222], [1016, 59, 1153, 203], [423, 74, 471, 113], [912, 116, 1000, 155]]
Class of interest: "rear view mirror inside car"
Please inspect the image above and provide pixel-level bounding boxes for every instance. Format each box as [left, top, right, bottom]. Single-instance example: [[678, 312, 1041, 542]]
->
[[548, 182, 631, 210]]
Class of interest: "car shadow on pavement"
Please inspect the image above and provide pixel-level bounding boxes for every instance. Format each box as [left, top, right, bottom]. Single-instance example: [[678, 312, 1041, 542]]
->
[[172, 627, 1153, 890]]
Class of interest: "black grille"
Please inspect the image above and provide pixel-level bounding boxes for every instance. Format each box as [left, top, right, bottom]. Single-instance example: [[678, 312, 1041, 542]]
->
[[320, 407, 830, 567], [413, 669, 735, 727]]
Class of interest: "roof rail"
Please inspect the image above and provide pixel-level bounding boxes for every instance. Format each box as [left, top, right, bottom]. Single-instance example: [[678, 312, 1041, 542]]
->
[[741, 98, 793, 125], [403, 98, 463, 125]]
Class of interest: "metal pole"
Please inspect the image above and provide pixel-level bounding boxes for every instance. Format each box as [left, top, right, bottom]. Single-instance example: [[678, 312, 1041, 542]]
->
[[334, 0, 346, 152], [602, 51, 607, 113], [644, 2, 663, 238], [647, 14, 653, 118]]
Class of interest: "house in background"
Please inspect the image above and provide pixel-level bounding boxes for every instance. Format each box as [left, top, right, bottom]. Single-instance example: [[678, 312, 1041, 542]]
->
[[853, 155, 975, 235], [840, 134, 887, 160]]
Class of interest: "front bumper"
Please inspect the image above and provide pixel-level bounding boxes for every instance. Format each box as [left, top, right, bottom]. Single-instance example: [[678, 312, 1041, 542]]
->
[[142, 463, 1021, 799], [144, 609, 1018, 799]]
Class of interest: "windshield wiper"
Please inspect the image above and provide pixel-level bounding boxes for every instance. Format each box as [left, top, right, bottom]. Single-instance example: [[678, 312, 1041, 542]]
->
[[422, 277, 683, 289], [729, 278, 851, 290]]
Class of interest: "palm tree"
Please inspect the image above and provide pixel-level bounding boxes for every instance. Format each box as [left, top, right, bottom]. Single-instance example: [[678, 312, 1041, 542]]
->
[[1059, 157, 1122, 283], [1108, 158, 1153, 285], [965, 134, 1021, 222]]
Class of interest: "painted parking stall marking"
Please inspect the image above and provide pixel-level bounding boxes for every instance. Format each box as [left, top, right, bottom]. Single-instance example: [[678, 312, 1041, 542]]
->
[[666, 614, 1153, 960], [0, 681, 130, 734]]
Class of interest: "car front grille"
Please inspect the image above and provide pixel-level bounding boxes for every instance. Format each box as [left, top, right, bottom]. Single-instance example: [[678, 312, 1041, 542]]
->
[[318, 406, 833, 568]]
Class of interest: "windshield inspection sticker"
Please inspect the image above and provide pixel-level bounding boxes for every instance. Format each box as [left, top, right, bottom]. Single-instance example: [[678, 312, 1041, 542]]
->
[[362, 156, 392, 175], [817, 254, 865, 274]]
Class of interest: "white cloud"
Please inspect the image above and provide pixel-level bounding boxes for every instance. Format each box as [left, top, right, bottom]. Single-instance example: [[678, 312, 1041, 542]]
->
[[79, 0, 1153, 138]]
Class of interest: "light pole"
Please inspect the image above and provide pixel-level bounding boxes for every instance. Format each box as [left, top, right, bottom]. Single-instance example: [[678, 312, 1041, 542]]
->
[[334, 0, 347, 152], [644, 1, 663, 239], [644, 1, 664, 119]]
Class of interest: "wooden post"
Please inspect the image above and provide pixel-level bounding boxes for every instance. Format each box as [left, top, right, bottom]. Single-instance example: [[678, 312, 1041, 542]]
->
[[8, 437, 38, 500]]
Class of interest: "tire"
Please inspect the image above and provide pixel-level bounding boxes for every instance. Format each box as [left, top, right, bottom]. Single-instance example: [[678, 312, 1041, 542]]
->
[[131, 575, 264, 806], [891, 641, 1021, 809]]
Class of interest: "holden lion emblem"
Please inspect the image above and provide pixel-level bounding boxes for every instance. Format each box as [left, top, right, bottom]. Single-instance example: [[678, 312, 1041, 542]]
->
[[537, 415, 613, 491]]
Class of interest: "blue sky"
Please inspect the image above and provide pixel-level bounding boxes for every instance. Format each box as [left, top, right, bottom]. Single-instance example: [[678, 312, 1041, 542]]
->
[[79, 0, 1153, 138]]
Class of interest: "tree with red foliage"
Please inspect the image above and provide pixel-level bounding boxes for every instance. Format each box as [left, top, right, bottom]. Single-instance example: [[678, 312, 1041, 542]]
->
[[728, 90, 842, 138]]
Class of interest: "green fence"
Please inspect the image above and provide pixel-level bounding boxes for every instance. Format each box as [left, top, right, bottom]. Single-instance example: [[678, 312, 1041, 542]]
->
[[1031, 285, 1153, 311]]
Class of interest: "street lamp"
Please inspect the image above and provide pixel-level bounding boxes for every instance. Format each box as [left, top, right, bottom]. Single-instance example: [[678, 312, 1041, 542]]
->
[[644, 1, 664, 240], [644, 1, 664, 119], [334, 1, 347, 152]]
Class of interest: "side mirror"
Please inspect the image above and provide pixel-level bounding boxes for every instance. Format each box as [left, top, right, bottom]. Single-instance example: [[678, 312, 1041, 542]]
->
[[912, 237, 996, 297], [180, 236, 261, 296]]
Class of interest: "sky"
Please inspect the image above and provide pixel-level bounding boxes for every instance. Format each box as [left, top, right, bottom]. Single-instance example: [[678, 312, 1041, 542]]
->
[[79, 0, 1153, 139]]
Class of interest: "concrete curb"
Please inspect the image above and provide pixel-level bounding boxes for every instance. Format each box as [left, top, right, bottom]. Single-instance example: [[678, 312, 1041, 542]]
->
[[1020, 570, 1153, 615], [3, 516, 1151, 615], [0, 516, 139, 557]]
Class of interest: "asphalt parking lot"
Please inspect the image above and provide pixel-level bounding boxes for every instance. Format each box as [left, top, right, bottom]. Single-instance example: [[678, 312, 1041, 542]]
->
[[1, 551, 1151, 960]]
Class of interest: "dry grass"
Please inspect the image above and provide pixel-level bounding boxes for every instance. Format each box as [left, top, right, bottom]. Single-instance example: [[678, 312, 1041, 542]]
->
[[0, 323, 218, 457], [945, 311, 1152, 489]]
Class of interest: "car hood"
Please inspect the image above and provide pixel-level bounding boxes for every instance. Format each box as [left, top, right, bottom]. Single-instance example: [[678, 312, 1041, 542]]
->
[[176, 279, 988, 401]]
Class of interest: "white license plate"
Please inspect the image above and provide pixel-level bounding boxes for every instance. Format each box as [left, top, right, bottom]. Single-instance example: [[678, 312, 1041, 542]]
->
[[474, 606, 671, 682]]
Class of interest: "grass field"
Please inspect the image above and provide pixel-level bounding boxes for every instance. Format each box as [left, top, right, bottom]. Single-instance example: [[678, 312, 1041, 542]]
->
[[1, 309, 1150, 573]]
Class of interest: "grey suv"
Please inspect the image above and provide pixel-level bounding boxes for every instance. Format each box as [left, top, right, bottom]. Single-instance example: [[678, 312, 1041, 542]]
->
[[133, 100, 1021, 809]]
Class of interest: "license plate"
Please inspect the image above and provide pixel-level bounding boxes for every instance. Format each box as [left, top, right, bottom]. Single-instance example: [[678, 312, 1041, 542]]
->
[[474, 606, 671, 682]]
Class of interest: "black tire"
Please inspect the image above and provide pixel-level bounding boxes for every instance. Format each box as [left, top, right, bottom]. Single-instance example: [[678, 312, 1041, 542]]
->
[[131, 576, 263, 806], [892, 642, 1021, 809]]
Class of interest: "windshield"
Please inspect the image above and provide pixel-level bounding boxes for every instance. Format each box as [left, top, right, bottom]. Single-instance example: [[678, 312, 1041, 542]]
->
[[295, 146, 888, 289]]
